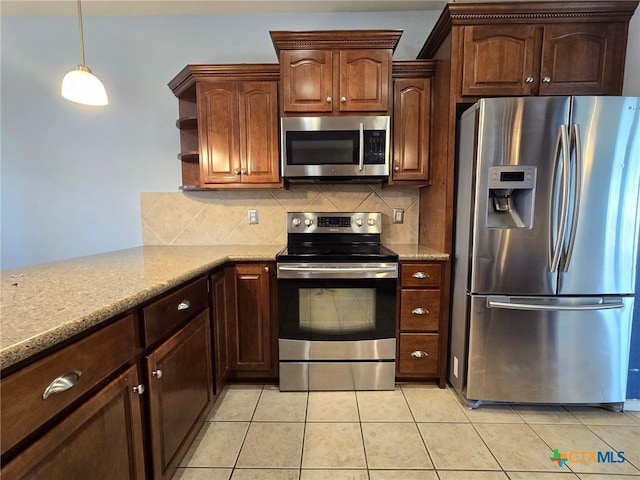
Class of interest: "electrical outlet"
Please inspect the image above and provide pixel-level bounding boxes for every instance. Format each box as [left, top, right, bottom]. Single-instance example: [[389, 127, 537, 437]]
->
[[248, 209, 259, 224], [393, 208, 404, 224]]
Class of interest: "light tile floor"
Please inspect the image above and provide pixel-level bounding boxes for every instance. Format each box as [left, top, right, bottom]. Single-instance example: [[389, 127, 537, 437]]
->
[[173, 384, 640, 480]]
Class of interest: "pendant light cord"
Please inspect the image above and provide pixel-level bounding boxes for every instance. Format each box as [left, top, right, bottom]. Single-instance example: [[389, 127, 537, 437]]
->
[[76, 0, 86, 66]]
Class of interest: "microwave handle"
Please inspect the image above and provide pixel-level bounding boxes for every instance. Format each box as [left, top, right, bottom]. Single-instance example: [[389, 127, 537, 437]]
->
[[358, 123, 364, 171]]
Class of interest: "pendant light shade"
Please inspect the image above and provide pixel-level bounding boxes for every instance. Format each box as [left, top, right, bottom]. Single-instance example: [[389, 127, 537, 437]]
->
[[62, 65, 108, 106], [61, 0, 108, 106]]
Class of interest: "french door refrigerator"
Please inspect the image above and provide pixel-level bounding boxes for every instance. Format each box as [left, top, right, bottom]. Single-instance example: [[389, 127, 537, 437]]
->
[[451, 96, 640, 409]]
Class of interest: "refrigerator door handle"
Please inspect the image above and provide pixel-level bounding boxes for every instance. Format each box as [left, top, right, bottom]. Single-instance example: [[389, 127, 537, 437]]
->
[[549, 124, 571, 272], [561, 123, 583, 272], [487, 296, 624, 311]]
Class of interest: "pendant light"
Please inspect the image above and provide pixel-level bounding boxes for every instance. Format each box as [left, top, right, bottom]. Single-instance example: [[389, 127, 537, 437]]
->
[[61, 0, 108, 106]]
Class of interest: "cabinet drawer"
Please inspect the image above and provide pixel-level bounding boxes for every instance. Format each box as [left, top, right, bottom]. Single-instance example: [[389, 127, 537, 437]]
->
[[143, 276, 208, 346], [401, 264, 441, 287], [398, 333, 439, 376], [399, 289, 440, 331], [1, 314, 136, 456]]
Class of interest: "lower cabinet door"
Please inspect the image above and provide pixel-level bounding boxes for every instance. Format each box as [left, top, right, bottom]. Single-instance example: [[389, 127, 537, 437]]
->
[[1, 365, 145, 480], [146, 309, 213, 480]]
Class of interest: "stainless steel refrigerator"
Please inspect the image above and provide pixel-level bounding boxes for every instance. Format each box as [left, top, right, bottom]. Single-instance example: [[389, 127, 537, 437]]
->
[[451, 96, 640, 409]]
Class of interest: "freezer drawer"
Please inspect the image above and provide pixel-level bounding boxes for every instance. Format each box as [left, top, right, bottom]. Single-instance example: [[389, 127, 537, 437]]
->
[[465, 295, 633, 405]]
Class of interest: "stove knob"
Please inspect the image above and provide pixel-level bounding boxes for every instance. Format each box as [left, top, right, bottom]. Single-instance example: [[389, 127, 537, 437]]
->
[[292, 218, 301, 227], [355, 218, 364, 227], [304, 218, 314, 227], [368, 218, 376, 226]]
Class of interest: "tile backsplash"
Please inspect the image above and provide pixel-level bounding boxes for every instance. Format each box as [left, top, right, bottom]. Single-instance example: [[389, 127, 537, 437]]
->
[[141, 185, 419, 246]]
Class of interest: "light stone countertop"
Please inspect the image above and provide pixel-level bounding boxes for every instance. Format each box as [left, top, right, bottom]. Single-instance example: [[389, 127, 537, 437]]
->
[[0, 244, 448, 371]]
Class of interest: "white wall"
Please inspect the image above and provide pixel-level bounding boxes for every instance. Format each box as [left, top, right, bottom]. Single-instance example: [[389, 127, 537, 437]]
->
[[0, 10, 439, 270]]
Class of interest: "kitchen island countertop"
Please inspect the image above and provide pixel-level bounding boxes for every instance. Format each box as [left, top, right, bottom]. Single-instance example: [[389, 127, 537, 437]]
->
[[0, 244, 448, 371]]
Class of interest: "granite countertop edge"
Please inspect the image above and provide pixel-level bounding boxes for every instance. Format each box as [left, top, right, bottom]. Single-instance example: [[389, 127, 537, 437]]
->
[[0, 244, 449, 371]]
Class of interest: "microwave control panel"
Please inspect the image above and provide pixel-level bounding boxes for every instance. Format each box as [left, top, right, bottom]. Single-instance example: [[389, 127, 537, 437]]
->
[[364, 130, 386, 164]]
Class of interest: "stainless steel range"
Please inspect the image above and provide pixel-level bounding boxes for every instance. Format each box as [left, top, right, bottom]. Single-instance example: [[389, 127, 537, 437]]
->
[[276, 212, 398, 391]]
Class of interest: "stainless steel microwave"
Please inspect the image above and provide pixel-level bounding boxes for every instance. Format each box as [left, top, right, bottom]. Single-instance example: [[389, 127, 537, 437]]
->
[[280, 116, 390, 181]]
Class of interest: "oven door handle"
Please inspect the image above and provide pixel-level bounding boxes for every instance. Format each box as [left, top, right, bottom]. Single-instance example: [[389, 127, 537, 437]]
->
[[277, 264, 398, 279], [278, 265, 397, 273]]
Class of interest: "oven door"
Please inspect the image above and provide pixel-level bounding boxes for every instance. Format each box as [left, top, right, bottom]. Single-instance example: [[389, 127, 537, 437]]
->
[[277, 262, 397, 343]]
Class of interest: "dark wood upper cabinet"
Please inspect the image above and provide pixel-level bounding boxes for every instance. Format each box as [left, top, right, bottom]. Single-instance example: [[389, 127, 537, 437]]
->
[[538, 22, 626, 96], [280, 50, 334, 113], [169, 65, 282, 189], [197, 80, 279, 186], [389, 61, 435, 185], [271, 30, 401, 116], [461, 21, 627, 97], [461, 24, 537, 97]]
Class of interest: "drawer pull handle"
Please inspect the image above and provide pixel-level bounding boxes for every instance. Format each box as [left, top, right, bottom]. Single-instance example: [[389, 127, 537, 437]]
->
[[412, 307, 429, 315], [133, 384, 145, 395], [152, 369, 163, 379], [412, 272, 429, 279], [177, 300, 190, 311], [411, 351, 429, 358], [42, 370, 82, 399]]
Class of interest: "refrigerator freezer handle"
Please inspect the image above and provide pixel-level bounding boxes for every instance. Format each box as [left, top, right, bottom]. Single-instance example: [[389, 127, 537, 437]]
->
[[561, 123, 583, 272], [487, 297, 624, 311], [549, 124, 571, 273]]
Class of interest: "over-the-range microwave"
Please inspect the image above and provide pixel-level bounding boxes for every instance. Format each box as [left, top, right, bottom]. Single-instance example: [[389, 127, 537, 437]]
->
[[280, 116, 390, 182]]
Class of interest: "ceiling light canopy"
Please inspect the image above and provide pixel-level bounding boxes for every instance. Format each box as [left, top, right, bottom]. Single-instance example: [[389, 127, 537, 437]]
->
[[61, 0, 108, 106]]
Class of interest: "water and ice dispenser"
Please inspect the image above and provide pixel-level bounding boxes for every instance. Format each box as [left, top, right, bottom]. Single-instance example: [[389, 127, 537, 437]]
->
[[487, 166, 536, 228]]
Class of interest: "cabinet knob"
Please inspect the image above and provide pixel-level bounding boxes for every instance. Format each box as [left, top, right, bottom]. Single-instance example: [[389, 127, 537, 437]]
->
[[394, 166, 400, 172], [411, 351, 429, 358], [412, 307, 429, 315], [177, 300, 190, 311], [42, 370, 82, 399], [525, 77, 534, 83], [133, 384, 145, 395], [241, 170, 248, 175], [327, 96, 332, 103], [542, 77, 551, 83], [152, 369, 163, 379], [412, 271, 429, 279], [340, 96, 346, 103], [234, 169, 241, 175], [264, 266, 269, 272]]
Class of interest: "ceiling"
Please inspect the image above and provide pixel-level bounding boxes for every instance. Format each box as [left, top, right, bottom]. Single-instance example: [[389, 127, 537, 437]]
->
[[0, 0, 450, 16]]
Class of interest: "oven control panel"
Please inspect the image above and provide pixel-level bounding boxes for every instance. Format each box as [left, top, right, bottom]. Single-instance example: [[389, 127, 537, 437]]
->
[[287, 212, 381, 234]]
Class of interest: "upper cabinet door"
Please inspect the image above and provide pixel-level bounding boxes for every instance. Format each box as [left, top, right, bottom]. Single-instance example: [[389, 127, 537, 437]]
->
[[462, 25, 537, 97], [238, 81, 280, 183], [281, 50, 333, 113], [391, 77, 431, 182], [198, 82, 240, 184], [339, 49, 391, 112], [539, 23, 625, 96]]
